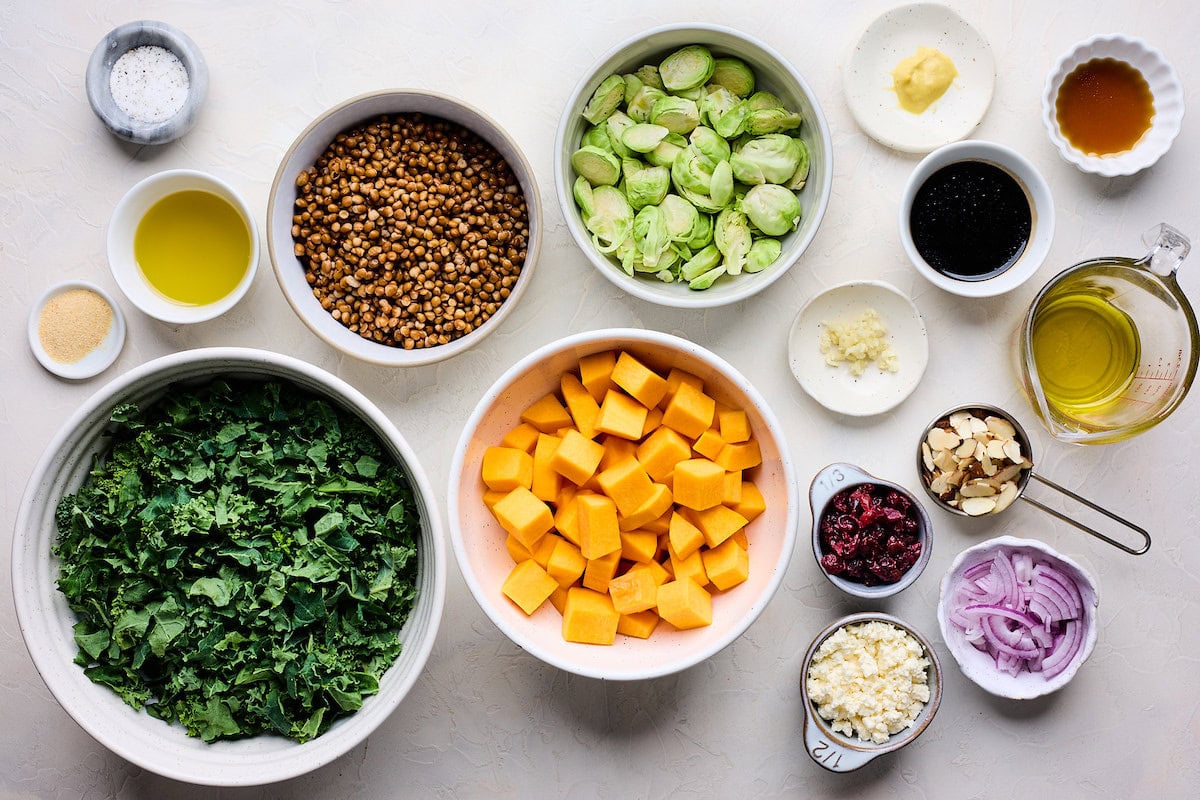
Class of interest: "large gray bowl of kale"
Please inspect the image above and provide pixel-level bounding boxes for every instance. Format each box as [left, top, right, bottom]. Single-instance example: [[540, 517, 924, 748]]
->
[[12, 347, 446, 786]]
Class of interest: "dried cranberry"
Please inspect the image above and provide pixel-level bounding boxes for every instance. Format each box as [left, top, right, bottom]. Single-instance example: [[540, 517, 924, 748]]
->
[[819, 482, 923, 586]]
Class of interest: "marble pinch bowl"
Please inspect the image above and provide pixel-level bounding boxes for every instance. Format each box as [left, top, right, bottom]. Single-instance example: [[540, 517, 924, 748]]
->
[[86, 19, 209, 145]]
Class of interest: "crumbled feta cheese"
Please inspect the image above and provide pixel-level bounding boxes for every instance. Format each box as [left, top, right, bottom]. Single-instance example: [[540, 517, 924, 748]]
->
[[818, 308, 899, 376], [805, 620, 930, 744]]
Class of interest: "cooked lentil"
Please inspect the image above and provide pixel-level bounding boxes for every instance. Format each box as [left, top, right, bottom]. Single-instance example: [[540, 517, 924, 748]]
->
[[291, 113, 530, 350]]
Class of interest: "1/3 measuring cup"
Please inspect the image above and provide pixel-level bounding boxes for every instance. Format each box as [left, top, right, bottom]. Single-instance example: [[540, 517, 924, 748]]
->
[[917, 404, 1151, 555], [1018, 223, 1198, 445]]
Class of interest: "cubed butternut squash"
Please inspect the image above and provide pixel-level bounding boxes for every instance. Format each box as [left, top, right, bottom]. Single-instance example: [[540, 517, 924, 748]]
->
[[577, 493, 621, 559], [692, 504, 749, 548], [481, 446, 534, 492], [608, 567, 659, 614], [702, 538, 750, 591], [562, 587, 619, 645], [620, 529, 658, 563], [636, 426, 692, 482], [483, 490, 507, 509], [668, 511, 705, 560], [626, 559, 671, 587], [595, 389, 648, 440], [550, 428, 605, 486], [546, 538, 587, 588], [640, 406, 664, 439], [521, 393, 573, 433], [505, 533, 533, 564], [657, 578, 712, 630], [617, 483, 672, 531], [596, 457, 656, 517], [718, 408, 751, 443], [582, 550, 621, 593], [661, 368, 704, 410], [599, 435, 639, 471], [549, 585, 569, 614], [561, 373, 601, 439], [731, 481, 766, 522], [579, 351, 617, 404], [492, 486, 554, 548], [611, 351, 668, 408], [723, 470, 743, 505], [500, 422, 541, 453], [672, 458, 726, 511], [531, 434, 562, 502], [715, 440, 762, 471], [531, 532, 563, 568], [669, 546, 708, 588], [553, 492, 581, 545], [617, 609, 660, 639], [661, 380, 715, 440], [502, 559, 558, 615], [692, 428, 726, 460]]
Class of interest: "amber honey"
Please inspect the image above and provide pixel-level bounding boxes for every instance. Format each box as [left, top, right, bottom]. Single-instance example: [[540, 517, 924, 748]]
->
[[1055, 58, 1154, 155]]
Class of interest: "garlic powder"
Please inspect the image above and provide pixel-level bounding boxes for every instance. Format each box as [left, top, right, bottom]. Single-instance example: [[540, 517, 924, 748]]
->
[[818, 308, 899, 376], [109, 45, 189, 124], [806, 620, 930, 744]]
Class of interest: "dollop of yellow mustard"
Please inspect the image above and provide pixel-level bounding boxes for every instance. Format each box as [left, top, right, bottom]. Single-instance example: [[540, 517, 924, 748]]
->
[[892, 47, 957, 114]]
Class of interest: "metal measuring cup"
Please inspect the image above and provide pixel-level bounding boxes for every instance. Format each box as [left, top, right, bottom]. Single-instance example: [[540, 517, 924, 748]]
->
[[916, 403, 1151, 555]]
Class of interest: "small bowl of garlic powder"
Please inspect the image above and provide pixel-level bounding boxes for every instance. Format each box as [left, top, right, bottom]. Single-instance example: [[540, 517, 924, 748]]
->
[[28, 281, 126, 380], [86, 20, 208, 145], [787, 280, 928, 416]]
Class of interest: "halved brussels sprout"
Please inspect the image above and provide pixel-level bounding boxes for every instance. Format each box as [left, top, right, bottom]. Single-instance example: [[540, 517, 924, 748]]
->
[[671, 145, 716, 195], [746, 90, 784, 110], [646, 138, 685, 168], [709, 160, 734, 208], [680, 243, 721, 280], [709, 57, 756, 97], [686, 212, 714, 249], [659, 45, 715, 92], [605, 110, 635, 158], [745, 238, 782, 273], [713, 101, 750, 139], [699, 85, 739, 128], [741, 183, 801, 236], [622, 74, 643, 105], [745, 108, 803, 134], [622, 123, 670, 153], [660, 193, 700, 241], [674, 85, 707, 102], [785, 139, 810, 190], [627, 85, 667, 122], [689, 126, 731, 164], [714, 208, 752, 276], [688, 264, 727, 290], [581, 124, 611, 151], [572, 145, 621, 186], [584, 186, 633, 254], [650, 96, 700, 135], [729, 134, 803, 185], [634, 64, 664, 91], [634, 204, 671, 266], [573, 176, 595, 218], [582, 74, 626, 124], [625, 164, 671, 210]]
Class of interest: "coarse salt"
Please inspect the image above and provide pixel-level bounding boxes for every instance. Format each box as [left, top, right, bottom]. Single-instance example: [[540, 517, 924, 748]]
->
[[109, 45, 189, 124]]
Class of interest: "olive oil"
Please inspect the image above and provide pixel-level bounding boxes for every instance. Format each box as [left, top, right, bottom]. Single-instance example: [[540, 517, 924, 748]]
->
[[1030, 292, 1140, 412], [134, 190, 251, 305]]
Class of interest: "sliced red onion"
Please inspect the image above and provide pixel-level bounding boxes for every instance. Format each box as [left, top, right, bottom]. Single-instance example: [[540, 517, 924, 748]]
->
[[948, 547, 1089, 682]]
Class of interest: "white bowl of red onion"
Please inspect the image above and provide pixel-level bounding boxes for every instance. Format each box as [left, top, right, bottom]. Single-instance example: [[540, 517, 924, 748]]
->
[[937, 535, 1098, 700]]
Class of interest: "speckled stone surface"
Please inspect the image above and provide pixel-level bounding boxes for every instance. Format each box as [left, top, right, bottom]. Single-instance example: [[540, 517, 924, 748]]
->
[[4, 0, 1200, 797], [85, 19, 208, 145]]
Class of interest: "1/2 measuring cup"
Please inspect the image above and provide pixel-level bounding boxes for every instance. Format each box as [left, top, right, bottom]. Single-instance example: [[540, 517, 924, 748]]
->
[[917, 404, 1151, 555], [1018, 223, 1198, 445]]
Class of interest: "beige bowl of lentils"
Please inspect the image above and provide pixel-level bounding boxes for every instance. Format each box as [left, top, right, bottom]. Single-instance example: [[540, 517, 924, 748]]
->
[[268, 90, 541, 366]]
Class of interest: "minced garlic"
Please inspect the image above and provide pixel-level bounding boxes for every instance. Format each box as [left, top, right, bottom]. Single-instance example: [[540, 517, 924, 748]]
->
[[806, 621, 930, 744], [818, 308, 899, 376]]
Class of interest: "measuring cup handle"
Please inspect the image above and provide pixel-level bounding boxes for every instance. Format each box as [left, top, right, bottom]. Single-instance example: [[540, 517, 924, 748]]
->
[[1021, 473, 1152, 555], [1140, 223, 1191, 277]]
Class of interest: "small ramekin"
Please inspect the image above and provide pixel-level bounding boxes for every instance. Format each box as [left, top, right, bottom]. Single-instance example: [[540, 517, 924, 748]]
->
[[1042, 34, 1184, 177]]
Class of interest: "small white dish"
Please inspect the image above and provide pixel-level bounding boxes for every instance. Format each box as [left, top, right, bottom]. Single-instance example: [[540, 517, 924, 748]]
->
[[1042, 34, 1185, 177], [844, 3, 995, 153], [788, 281, 927, 416], [899, 140, 1055, 298], [937, 535, 1099, 700], [28, 281, 126, 380], [108, 169, 258, 324]]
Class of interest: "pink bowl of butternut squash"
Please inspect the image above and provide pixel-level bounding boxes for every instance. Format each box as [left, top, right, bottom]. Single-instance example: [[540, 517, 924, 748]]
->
[[448, 328, 798, 679]]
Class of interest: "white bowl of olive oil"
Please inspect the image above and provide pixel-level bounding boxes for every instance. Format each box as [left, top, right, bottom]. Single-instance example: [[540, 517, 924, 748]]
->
[[108, 169, 258, 324]]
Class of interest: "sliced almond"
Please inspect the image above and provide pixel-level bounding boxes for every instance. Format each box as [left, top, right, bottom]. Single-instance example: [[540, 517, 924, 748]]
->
[[921, 442, 935, 472], [930, 474, 949, 495], [945, 469, 966, 487], [974, 441, 986, 461], [985, 439, 1007, 460], [993, 464, 1023, 484], [986, 415, 1017, 439], [994, 482, 1020, 513], [980, 451, 997, 477], [960, 482, 997, 497], [968, 416, 989, 434], [933, 449, 957, 472], [927, 427, 960, 451], [955, 439, 977, 459], [949, 410, 972, 429], [961, 496, 998, 516], [1002, 439, 1023, 463]]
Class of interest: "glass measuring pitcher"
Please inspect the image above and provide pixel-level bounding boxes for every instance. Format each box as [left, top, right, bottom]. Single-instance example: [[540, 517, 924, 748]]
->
[[1018, 224, 1198, 444]]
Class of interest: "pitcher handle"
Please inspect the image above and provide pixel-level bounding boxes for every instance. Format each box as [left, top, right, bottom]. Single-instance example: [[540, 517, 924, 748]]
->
[[1020, 473, 1152, 555], [1139, 223, 1191, 277]]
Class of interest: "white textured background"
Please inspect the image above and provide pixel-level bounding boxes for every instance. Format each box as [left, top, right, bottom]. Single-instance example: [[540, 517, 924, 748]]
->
[[3, 1, 1200, 797]]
